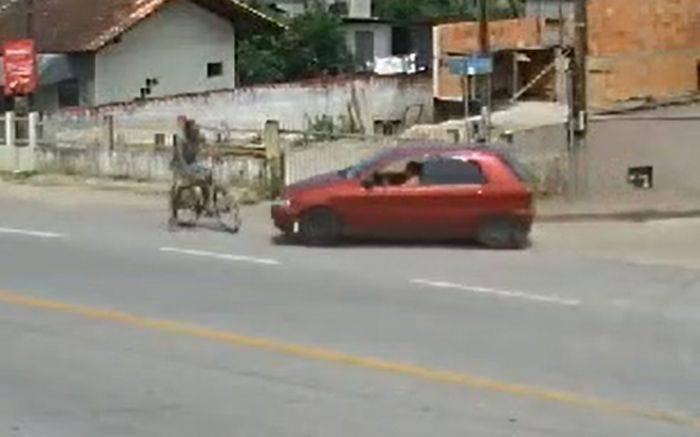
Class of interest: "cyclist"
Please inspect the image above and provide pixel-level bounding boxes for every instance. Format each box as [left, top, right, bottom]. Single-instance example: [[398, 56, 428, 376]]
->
[[170, 117, 213, 220]]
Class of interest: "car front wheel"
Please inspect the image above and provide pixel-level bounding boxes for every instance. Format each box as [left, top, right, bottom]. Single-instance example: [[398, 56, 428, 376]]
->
[[299, 208, 342, 246]]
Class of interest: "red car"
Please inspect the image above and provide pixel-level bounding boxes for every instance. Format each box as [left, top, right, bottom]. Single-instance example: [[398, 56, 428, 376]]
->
[[271, 146, 535, 248]]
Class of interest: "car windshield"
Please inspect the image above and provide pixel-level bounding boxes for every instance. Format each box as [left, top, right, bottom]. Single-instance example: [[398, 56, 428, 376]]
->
[[338, 149, 395, 179]]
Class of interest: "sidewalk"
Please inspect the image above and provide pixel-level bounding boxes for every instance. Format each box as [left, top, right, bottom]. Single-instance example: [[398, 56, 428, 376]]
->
[[0, 173, 263, 204], [4, 173, 700, 223], [537, 191, 700, 222]]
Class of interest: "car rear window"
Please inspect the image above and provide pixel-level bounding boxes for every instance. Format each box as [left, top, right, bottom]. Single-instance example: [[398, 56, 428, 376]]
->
[[422, 158, 486, 186], [497, 153, 533, 183]]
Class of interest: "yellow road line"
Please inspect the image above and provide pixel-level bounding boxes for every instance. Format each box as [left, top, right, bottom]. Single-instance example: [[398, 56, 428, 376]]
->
[[1, 290, 698, 430]]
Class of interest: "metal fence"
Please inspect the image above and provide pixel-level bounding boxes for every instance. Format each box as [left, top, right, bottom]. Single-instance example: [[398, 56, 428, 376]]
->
[[282, 124, 570, 195]]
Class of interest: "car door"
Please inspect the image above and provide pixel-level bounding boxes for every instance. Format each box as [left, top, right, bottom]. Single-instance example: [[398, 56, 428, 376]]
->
[[416, 157, 489, 238], [336, 155, 428, 238]]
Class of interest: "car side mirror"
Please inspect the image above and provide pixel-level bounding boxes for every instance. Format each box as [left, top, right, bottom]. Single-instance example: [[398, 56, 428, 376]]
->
[[361, 178, 374, 190]]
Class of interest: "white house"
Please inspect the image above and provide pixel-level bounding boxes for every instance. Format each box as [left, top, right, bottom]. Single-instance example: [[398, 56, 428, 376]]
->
[[264, 0, 431, 73], [0, 0, 282, 111]]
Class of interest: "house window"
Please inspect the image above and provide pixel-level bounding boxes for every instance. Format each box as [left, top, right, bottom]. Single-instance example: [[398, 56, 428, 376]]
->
[[422, 159, 487, 186], [391, 26, 411, 55], [354, 31, 374, 69], [58, 79, 80, 108], [207, 62, 223, 78]]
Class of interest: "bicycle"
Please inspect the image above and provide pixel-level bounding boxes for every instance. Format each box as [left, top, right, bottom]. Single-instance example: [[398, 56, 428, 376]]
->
[[168, 158, 241, 233]]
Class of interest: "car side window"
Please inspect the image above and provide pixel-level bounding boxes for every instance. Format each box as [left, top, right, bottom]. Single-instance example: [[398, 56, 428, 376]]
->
[[422, 158, 486, 186]]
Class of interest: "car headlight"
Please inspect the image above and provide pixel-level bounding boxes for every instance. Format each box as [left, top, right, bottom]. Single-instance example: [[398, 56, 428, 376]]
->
[[272, 198, 291, 208]]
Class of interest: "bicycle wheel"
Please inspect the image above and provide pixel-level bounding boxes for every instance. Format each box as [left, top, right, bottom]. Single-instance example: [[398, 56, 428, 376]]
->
[[171, 185, 200, 228], [213, 186, 241, 233]]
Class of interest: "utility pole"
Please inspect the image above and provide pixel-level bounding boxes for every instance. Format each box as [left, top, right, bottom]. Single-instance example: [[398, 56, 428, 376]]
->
[[558, 0, 564, 47], [570, 0, 588, 196], [477, 0, 491, 144], [26, 0, 33, 39]]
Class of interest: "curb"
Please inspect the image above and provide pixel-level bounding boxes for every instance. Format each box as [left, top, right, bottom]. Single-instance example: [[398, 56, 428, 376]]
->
[[537, 209, 700, 223]]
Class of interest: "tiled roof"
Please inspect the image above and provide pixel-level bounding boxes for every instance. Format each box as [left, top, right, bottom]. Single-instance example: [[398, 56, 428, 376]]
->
[[0, 0, 283, 53]]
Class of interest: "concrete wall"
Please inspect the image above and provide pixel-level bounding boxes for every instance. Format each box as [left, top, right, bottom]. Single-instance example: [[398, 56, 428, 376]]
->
[[95, 0, 236, 105], [587, 0, 700, 111], [587, 104, 700, 195], [43, 74, 434, 147], [349, 0, 372, 18], [36, 145, 265, 184]]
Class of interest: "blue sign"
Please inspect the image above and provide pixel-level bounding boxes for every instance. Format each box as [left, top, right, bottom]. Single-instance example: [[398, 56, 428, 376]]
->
[[447, 56, 493, 76]]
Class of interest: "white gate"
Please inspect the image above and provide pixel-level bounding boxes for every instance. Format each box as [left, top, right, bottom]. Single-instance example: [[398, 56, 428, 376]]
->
[[0, 112, 39, 172]]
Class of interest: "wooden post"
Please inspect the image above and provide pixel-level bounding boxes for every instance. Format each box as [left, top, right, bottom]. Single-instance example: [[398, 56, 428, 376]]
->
[[461, 76, 470, 143], [512, 52, 519, 99], [477, 0, 491, 144], [102, 115, 115, 151], [263, 120, 282, 197], [571, 0, 589, 196]]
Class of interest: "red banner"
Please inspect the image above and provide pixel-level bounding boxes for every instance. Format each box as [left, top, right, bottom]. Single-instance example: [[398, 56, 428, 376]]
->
[[3, 39, 38, 96]]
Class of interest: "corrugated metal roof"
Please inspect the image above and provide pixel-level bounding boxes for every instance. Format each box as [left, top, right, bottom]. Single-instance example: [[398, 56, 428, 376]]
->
[[0, 0, 284, 53]]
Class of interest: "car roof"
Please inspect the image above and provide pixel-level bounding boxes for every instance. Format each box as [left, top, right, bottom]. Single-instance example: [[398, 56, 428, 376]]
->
[[385, 145, 502, 160]]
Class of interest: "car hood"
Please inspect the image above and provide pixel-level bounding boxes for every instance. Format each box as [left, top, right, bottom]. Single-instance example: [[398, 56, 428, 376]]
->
[[283, 171, 345, 196]]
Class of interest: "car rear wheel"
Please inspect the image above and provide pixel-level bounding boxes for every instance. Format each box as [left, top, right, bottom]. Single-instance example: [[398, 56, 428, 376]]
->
[[299, 208, 342, 246], [477, 217, 529, 249]]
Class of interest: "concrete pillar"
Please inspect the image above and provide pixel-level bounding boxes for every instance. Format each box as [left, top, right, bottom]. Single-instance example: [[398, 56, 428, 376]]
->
[[5, 111, 15, 148], [101, 115, 115, 151], [1, 112, 16, 172], [28, 112, 38, 149], [17, 112, 39, 172]]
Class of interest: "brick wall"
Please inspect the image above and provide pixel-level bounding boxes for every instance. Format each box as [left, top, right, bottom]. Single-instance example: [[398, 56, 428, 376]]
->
[[587, 0, 700, 110], [438, 18, 542, 55]]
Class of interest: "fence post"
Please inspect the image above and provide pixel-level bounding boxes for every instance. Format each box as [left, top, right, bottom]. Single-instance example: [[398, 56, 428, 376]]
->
[[263, 120, 282, 197], [101, 115, 115, 151], [5, 112, 15, 148], [18, 111, 39, 172], [4, 112, 16, 172]]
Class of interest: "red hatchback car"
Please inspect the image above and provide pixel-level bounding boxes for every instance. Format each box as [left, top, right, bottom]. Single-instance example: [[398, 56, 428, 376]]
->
[[271, 146, 535, 248]]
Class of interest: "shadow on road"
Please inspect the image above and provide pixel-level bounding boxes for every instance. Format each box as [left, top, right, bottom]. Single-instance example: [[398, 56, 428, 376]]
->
[[271, 234, 531, 251]]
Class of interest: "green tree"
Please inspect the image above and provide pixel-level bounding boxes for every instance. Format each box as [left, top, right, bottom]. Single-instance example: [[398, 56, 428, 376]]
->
[[236, 34, 287, 85], [373, 0, 523, 22], [236, 4, 352, 85]]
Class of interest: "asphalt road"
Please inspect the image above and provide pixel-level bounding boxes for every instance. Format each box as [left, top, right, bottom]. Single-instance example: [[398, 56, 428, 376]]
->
[[1, 184, 699, 436]]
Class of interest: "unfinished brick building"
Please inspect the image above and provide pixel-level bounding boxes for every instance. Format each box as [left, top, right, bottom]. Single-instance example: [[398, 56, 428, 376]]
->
[[586, 0, 700, 111], [434, 0, 700, 115]]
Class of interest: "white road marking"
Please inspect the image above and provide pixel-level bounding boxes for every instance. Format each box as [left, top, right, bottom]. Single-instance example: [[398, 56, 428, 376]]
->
[[0, 226, 66, 239], [411, 279, 581, 307], [160, 247, 280, 266]]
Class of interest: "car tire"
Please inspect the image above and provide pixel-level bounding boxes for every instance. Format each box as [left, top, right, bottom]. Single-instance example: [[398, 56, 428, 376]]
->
[[477, 217, 529, 250], [299, 207, 342, 246]]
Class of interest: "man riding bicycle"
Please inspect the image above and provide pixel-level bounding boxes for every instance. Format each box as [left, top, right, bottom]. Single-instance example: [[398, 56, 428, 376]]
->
[[170, 116, 213, 221]]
